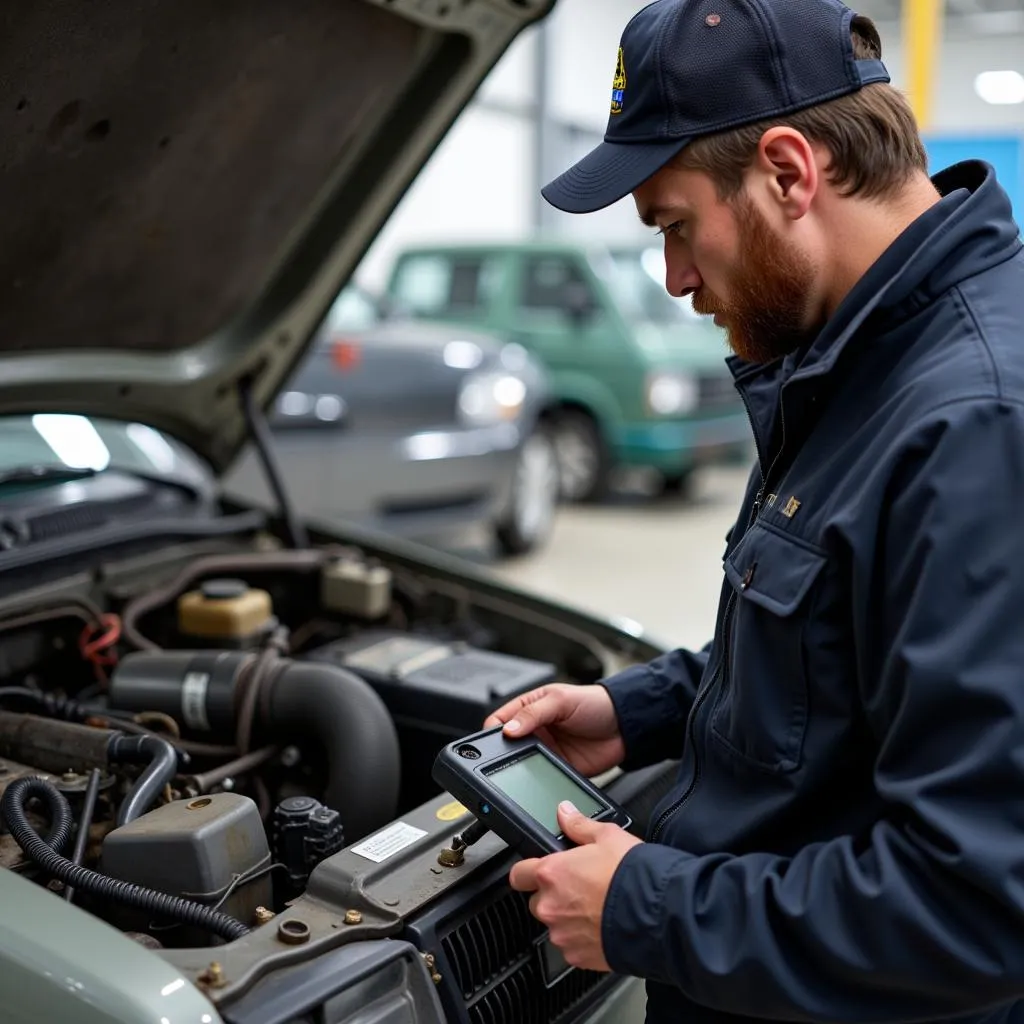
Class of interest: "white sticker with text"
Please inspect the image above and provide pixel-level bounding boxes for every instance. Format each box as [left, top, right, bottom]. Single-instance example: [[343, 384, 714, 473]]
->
[[350, 821, 427, 863]]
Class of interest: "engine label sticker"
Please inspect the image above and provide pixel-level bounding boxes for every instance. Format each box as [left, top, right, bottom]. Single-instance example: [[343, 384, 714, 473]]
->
[[181, 671, 211, 731], [350, 821, 427, 863]]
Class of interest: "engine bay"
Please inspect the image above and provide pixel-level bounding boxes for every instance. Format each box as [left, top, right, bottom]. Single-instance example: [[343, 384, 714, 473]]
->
[[0, 529, 660, 1021]]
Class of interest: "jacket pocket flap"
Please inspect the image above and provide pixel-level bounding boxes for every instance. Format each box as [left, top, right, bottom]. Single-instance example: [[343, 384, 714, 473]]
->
[[724, 527, 827, 617]]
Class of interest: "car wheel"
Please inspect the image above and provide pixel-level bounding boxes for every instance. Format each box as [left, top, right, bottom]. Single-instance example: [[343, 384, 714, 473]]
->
[[495, 426, 560, 557], [551, 411, 609, 503]]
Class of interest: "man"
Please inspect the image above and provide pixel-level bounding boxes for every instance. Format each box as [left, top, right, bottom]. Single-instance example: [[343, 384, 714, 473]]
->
[[483, 0, 1024, 1021]]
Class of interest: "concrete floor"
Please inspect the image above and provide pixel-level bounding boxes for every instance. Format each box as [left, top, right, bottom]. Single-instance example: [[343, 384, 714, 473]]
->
[[488, 465, 750, 653]]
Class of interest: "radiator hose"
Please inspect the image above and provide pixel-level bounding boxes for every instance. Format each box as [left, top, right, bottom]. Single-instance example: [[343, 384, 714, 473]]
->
[[107, 733, 182, 827], [1, 776, 250, 943]]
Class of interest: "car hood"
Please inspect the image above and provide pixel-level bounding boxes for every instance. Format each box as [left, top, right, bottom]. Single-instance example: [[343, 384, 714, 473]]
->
[[0, 0, 553, 474]]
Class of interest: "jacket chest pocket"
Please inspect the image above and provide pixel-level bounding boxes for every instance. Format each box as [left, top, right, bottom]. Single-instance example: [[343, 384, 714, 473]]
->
[[710, 523, 828, 774]]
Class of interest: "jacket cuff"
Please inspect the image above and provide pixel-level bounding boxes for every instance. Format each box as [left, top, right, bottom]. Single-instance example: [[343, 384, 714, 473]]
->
[[602, 665, 687, 771], [601, 842, 693, 984]]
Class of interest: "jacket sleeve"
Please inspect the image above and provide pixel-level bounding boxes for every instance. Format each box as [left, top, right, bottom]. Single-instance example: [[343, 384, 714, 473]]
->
[[601, 643, 711, 771], [600, 397, 1024, 1020]]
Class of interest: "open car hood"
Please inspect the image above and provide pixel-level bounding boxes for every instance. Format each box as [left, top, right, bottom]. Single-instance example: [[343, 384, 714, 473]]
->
[[0, 0, 553, 473]]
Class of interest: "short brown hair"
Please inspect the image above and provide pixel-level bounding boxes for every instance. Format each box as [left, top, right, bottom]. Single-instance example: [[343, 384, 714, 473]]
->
[[675, 17, 928, 201]]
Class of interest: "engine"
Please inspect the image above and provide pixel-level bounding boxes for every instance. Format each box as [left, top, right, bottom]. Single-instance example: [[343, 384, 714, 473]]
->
[[0, 538, 668, 1023]]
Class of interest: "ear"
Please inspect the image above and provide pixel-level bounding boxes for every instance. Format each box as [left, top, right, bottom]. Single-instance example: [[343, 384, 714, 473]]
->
[[752, 127, 818, 220]]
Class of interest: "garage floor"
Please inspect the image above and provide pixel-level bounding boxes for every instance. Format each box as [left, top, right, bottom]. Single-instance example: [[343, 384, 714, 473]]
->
[[488, 465, 749, 653]]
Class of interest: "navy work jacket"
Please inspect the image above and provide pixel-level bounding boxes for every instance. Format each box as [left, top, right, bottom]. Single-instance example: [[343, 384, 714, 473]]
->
[[601, 160, 1024, 1023]]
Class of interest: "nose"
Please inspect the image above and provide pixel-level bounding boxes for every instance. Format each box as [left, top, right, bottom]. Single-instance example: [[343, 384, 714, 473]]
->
[[664, 247, 701, 299]]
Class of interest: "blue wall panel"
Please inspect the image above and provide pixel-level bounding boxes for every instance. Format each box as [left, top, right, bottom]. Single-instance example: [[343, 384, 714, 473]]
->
[[923, 134, 1022, 221]]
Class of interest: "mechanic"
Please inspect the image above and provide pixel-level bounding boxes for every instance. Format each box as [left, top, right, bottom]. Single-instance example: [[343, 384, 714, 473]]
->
[[483, 0, 1024, 1021]]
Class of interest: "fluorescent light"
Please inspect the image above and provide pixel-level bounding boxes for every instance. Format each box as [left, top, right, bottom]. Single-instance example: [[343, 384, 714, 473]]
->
[[32, 414, 110, 471], [126, 423, 177, 473], [974, 70, 1024, 105]]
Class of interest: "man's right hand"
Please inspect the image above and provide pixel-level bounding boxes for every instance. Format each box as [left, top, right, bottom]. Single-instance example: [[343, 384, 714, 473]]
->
[[483, 683, 626, 777]]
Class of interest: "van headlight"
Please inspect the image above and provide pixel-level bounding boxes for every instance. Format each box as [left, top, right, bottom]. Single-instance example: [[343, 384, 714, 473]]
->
[[458, 372, 527, 426], [646, 372, 698, 416]]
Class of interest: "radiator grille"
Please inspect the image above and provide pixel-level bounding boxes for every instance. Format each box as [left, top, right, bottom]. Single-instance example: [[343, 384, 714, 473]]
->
[[440, 887, 605, 1024], [697, 373, 739, 409]]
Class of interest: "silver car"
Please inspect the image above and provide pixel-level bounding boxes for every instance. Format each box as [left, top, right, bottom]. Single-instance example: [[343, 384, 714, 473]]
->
[[223, 284, 560, 558]]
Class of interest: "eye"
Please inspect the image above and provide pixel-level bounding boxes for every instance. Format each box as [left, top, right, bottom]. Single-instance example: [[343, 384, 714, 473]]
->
[[657, 220, 686, 238]]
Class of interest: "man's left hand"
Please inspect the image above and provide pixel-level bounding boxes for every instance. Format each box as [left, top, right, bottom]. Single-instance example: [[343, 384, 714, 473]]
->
[[508, 801, 643, 972]]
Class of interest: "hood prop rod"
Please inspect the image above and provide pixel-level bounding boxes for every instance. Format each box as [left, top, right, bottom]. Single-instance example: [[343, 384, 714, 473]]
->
[[239, 376, 308, 550]]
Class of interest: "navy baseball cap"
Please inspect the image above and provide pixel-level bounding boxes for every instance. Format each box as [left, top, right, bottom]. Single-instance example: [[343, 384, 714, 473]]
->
[[542, 0, 890, 214]]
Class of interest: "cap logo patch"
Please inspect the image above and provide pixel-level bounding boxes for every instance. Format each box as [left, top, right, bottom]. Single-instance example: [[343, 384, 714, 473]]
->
[[610, 46, 627, 115], [705, 13, 722, 26]]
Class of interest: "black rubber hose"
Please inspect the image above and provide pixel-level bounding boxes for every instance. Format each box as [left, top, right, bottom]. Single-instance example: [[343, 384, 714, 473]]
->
[[0, 774, 75, 853], [1, 776, 250, 943], [0, 688, 88, 721], [262, 662, 401, 841], [107, 733, 182, 826]]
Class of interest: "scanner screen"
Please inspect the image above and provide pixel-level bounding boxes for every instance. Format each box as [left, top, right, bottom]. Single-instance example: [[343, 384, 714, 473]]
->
[[487, 750, 603, 834]]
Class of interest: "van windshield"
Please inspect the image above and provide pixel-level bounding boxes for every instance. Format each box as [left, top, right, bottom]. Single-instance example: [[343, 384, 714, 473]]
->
[[600, 247, 705, 327]]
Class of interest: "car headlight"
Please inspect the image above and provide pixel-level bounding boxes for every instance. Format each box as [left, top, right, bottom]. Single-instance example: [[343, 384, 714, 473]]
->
[[458, 372, 527, 427], [646, 372, 698, 416]]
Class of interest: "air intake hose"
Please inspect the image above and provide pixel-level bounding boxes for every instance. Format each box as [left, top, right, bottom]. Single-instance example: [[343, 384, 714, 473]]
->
[[109, 651, 401, 841], [262, 661, 400, 841]]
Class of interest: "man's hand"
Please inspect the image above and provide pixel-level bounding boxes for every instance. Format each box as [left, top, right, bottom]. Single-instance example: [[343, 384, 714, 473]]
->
[[483, 683, 626, 777], [508, 801, 642, 972]]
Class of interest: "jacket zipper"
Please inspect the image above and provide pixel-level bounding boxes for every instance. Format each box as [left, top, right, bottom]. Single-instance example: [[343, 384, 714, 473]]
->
[[649, 389, 788, 843]]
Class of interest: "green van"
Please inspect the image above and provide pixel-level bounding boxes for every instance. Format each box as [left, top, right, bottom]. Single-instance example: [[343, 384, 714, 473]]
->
[[383, 241, 752, 502]]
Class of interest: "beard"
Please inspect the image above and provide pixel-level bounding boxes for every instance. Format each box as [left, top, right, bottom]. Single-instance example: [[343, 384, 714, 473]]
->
[[691, 195, 819, 365]]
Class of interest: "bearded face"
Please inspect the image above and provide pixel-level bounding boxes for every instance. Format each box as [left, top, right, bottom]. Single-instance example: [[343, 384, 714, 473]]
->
[[690, 192, 820, 365]]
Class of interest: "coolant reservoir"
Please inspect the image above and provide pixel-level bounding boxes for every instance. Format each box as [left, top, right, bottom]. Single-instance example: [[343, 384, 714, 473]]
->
[[177, 578, 274, 648]]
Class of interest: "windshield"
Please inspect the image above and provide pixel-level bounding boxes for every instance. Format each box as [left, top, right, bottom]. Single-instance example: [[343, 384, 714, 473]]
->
[[0, 414, 213, 490], [599, 247, 706, 327]]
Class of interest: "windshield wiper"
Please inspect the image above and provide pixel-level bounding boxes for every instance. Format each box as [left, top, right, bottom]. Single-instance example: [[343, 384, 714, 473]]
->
[[0, 465, 98, 486]]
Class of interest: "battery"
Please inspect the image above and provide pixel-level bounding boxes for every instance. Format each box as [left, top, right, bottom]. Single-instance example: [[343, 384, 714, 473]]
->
[[302, 631, 557, 808]]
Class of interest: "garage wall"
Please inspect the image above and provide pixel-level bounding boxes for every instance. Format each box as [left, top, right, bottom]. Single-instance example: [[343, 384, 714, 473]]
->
[[356, 1, 1024, 290]]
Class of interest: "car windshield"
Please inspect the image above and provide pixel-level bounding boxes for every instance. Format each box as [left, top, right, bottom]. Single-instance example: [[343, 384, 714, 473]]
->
[[0, 414, 213, 490], [599, 247, 705, 327]]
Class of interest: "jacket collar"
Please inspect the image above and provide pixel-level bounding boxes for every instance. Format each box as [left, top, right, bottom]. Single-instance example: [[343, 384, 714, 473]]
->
[[729, 160, 1023, 460]]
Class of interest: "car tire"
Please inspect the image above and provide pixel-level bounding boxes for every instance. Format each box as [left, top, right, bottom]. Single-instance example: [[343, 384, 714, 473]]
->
[[551, 410, 609, 503], [494, 426, 560, 557]]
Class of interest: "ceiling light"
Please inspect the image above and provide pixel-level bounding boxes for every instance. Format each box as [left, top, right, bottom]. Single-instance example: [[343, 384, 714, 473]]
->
[[974, 70, 1024, 105], [32, 414, 111, 471]]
